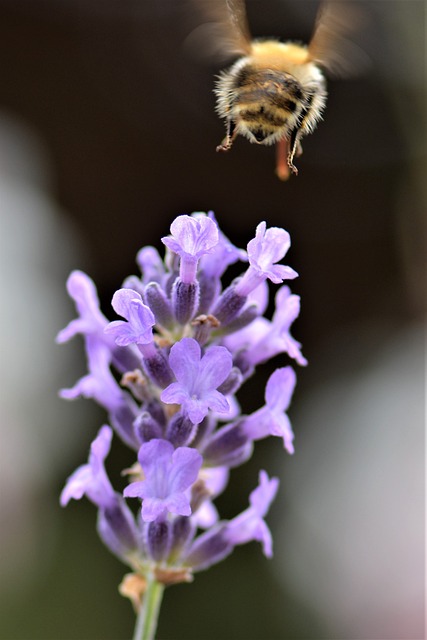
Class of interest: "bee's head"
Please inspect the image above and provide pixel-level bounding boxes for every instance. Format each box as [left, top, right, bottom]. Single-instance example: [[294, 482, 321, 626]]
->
[[249, 128, 273, 144], [240, 123, 280, 146]]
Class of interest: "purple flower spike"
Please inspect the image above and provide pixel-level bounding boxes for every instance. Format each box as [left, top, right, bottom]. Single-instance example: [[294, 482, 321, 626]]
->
[[162, 215, 219, 283], [60, 425, 116, 509], [244, 367, 296, 453], [105, 289, 155, 346], [235, 222, 298, 297], [161, 338, 232, 425], [226, 470, 279, 557], [56, 270, 109, 344], [124, 439, 202, 522]]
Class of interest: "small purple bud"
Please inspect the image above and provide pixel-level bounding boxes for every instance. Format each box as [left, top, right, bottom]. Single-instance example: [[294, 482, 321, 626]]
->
[[144, 399, 167, 428], [144, 282, 174, 329], [217, 305, 259, 335], [166, 413, 197, 447], [190, 415, 216, 450], [197, 271, 220, 314], [217, 367, 243, 396], [202, 422, 253, 468], [146, 520, 171, 562], [211, 283, 246, 325], [184, 525, 232, 572], [134, 411, 164, 444], [97, 499, 139, 559], [172, 279, 200, 325], [110, 402, 140, 450], [122, 275, 146, 298], [142, 350, 174, 389], [171, 516, 195, 558]]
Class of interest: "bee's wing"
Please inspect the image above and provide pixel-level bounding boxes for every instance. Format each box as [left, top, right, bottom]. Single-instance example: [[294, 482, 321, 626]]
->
[[308, 1, 369, 77], [185, 0, 252, 62]]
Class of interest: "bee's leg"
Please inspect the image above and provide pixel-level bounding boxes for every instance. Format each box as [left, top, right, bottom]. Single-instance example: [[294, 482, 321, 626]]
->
[[286, 128, 301, 176], [216, 118, 237, 152]]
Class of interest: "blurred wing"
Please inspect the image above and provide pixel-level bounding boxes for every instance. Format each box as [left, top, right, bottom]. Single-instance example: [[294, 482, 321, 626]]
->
[[308, 1, 370, 77], [185, 0, 252, 62]]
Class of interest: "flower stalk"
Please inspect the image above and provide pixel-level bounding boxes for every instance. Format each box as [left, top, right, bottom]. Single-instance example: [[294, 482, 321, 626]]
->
[[133, 577, 164, 640]]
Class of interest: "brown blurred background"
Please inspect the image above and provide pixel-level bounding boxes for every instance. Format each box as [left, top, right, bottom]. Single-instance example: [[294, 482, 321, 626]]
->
[[0, 1, 425, 639]]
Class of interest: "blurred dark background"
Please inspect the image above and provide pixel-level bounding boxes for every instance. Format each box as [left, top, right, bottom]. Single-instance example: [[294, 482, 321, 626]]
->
[[0, 1, 424, 639]]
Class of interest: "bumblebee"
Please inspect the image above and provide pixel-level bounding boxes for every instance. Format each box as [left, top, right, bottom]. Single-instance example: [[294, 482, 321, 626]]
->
[[199, 0, 364, 179]]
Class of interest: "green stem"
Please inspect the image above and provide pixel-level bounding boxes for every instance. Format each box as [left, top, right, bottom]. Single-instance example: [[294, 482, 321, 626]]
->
[[133, 577, 164, 640]]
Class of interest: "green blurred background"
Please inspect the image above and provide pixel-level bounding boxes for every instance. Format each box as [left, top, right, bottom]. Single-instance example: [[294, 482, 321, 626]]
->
[[0, 1, 424, 639]]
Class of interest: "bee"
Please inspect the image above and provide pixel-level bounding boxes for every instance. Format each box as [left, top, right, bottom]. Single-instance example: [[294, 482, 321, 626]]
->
[[196, 0, 365, 180]]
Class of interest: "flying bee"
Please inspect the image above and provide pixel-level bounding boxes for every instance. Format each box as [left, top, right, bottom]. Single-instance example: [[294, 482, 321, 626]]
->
[[194, 0, 365, 180]]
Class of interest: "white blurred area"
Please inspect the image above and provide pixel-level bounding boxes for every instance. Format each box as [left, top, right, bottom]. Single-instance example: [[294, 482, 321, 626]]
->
[[0, 113, 89, 592], [275, 322, 425, 639]]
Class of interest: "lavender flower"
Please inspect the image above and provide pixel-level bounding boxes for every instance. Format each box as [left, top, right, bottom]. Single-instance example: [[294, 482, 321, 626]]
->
[[243, 367, 297, 453], [124, 439, 202, 521], [161, 338, 232, 425], [58, 213, 306, 637]]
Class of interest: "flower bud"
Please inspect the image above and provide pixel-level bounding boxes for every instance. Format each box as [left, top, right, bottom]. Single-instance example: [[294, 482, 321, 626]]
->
[[142, 350, 174, 388], [217, 367, 243, 395], [212, 283, 246, 325], [144, 282, 174, 329], [172, 279, 200, 325], [167, 413, 197, 447], [184, 525, 232, 572], [146, 520, 171, 562], [170, 516, 195, 558], [97, 499, 139, 560], [134, 411, 163, 444], [202, 422, 253, 467]]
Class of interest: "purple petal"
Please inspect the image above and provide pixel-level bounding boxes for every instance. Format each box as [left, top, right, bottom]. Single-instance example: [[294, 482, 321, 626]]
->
[[265, 367, 296, 414], [60, 425, 115, 509], [168, 337, 200, 389], [203, 390, 230, 415], [56, 270, 108, 343], [164, 492, 192, 517], [138, 438, 174, 483], [141, 498, 169, 522], [125, 440, 202, 522], [225, 471, 278, 557], [250, 470, 279, 516], [162, 214, 218, 260], [160, 381, 189, 406], [105, 289, 155, 346], [123, 481, 146, 499], [136, 246, 165, 284], [169, 446, 203, 493], [60, 466, 92, 505], [198, 346, 233, 392], [270, 412, 295, 453]]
